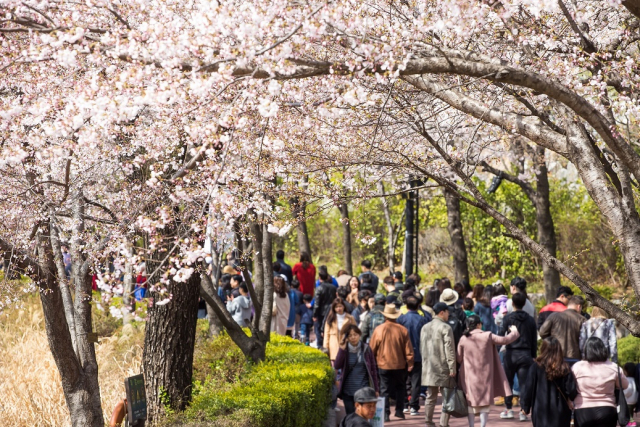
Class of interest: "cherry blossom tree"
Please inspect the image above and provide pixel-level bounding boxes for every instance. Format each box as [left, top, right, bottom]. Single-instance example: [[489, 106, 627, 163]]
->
[[3, 0, 640, 424]]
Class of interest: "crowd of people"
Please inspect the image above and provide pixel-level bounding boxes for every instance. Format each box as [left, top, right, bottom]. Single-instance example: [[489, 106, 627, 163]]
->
[[216, 250, 639, 427]]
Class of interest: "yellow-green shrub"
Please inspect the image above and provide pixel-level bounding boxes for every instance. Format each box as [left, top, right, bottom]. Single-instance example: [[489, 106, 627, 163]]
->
[[185, 334, 333, 427], [618, 335, 640, 364]]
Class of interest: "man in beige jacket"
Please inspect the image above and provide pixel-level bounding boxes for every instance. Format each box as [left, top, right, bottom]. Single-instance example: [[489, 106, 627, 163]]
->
[[420, 302, 456, 427]]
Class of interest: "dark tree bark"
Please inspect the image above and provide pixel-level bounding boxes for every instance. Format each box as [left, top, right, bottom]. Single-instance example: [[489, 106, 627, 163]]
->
[[0, 216, 104, 426], [481, 146, 561, 302], [443, 187, 470, 284], [404, 192, 415, 276], [339, 203, 353, 275], [532, 149, 562, 303], [290, 196, 312, 257], [143, 274, 200, 422], [198, 218, 275, 363]]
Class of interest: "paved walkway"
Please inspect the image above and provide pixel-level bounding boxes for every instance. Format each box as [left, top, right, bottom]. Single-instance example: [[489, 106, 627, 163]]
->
[[336, 397, 531, 427]]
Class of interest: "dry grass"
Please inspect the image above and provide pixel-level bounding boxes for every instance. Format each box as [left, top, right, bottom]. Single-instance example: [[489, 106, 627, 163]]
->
[[0, 295, 144, 426]]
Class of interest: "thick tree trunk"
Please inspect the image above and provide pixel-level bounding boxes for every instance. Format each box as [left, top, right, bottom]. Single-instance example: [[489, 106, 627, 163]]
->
[[404, 193, 414, 276], [443, 188, 470, 284], [339, 203, 353, 275], [260, 222, 274, 335], [143, 274, 200, 422], [290, 191, 311, 258], [37, 223, 104, 426], [533, 149, 561, 303], [564, 122, 640, 307]]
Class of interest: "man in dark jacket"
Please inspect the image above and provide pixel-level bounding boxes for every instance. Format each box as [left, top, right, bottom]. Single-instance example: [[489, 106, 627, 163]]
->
[[537, 286, 573, 329], [313, 270, 337, 347], [361, 293, 386, 342], [275, 249, 293, 283], [340, 387, 378, 427], [397, 295, 431, 416], [501, 292, 538, 421], [539, 296, 586, 362]]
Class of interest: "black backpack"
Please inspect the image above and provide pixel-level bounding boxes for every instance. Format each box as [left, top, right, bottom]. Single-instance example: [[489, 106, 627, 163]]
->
[[369, 311, 386, 334], [447, 306, 466, 347]]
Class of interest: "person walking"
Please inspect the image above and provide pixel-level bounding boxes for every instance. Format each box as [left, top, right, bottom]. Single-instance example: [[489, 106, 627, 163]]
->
[[336, 269, 352, 288], [313, 271, 337, 347], [359, 260, 379, 291], [323, 298, 356, 363], [335, 324, 380, 415], [351, 290, 371, 325], [397, 294, 431, 416], [292, 252, 316, 297], [521, 337, 578, 427], [271, 277, 291, 336], [500, 292, 538, 420], [457, 315, 520, 426], [506, 276, 535, 317], [537, 285, 574, 329], [369, 304, 414, 422], [227, 282, 252, 327], [474, 286, 495, 332], [421, 302, 456, 427], [539, 295, 586, 364], [339, 387, 379, 427], [579, 307, 618, 363], [297, 293, 314, 345], [360, 293, 386, 343], [572, 336, 629, 427], [274, 249, 293, 283], [440, 288, 466, 347], [346, 276, 361, 305]]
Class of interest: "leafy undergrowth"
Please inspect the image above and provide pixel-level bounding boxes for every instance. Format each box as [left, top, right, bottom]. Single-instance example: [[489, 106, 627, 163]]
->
[[167, 333, 333, 427]]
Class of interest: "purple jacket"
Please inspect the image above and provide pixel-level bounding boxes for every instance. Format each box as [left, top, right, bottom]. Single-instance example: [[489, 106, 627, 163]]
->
[[334, 343, 379, 396]]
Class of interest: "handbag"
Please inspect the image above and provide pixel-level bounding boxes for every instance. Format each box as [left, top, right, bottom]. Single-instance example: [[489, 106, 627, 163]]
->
[[616, 366, 630, 427], [442, 377, 469, 418]]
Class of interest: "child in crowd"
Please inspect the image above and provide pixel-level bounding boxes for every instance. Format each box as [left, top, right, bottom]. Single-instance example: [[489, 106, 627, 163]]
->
[[291, 278, 303, 338], [297, 294, 314, 345], [463, 298, 475, 318], [491, 281, 509, 331], [625, 362, 639, 427]]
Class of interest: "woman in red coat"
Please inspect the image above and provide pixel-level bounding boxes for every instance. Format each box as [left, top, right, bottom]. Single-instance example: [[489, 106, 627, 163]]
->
[[457, 315, 519, 427]]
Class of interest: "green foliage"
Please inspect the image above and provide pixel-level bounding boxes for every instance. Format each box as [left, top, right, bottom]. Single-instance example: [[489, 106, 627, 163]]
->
[[185, 334, 333, 427], [618, 335, 640, 364], [192, 325, 248, 384]]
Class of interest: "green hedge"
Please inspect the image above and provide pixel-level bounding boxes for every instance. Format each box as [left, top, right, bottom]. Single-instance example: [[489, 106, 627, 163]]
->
[[184, 333, 333, 427], [619, 335, 640, 364]]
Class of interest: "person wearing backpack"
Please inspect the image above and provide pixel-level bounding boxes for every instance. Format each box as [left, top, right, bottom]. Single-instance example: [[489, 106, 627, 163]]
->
[[361, 293, 386, 343], [440, 288, 466, 347]]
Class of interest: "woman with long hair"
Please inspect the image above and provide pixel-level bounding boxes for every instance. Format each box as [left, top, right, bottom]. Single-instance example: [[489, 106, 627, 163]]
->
[[579, 307, 618, 363], [474, 286, 495, 332], [271, 276, 291, 336], [346, 276, 361, 305], [334, 323, 379, 414], [521, 337, 578, 427], [323, 297, 356, 363], [572, 337, 628, 427], [422, 288, 440, 318], [471, 284, 484, 304], [457, 315, 520, 427]]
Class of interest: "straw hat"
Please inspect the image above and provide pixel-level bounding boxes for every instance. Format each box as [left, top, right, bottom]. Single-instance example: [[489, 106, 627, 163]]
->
[[381, 304, 401, 319], [222, 265, 237, 275], [440, 288, 459, 306]]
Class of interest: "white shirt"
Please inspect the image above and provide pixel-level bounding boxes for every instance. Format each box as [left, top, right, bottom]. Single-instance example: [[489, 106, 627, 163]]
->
[[337, 312, 347, 332]]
